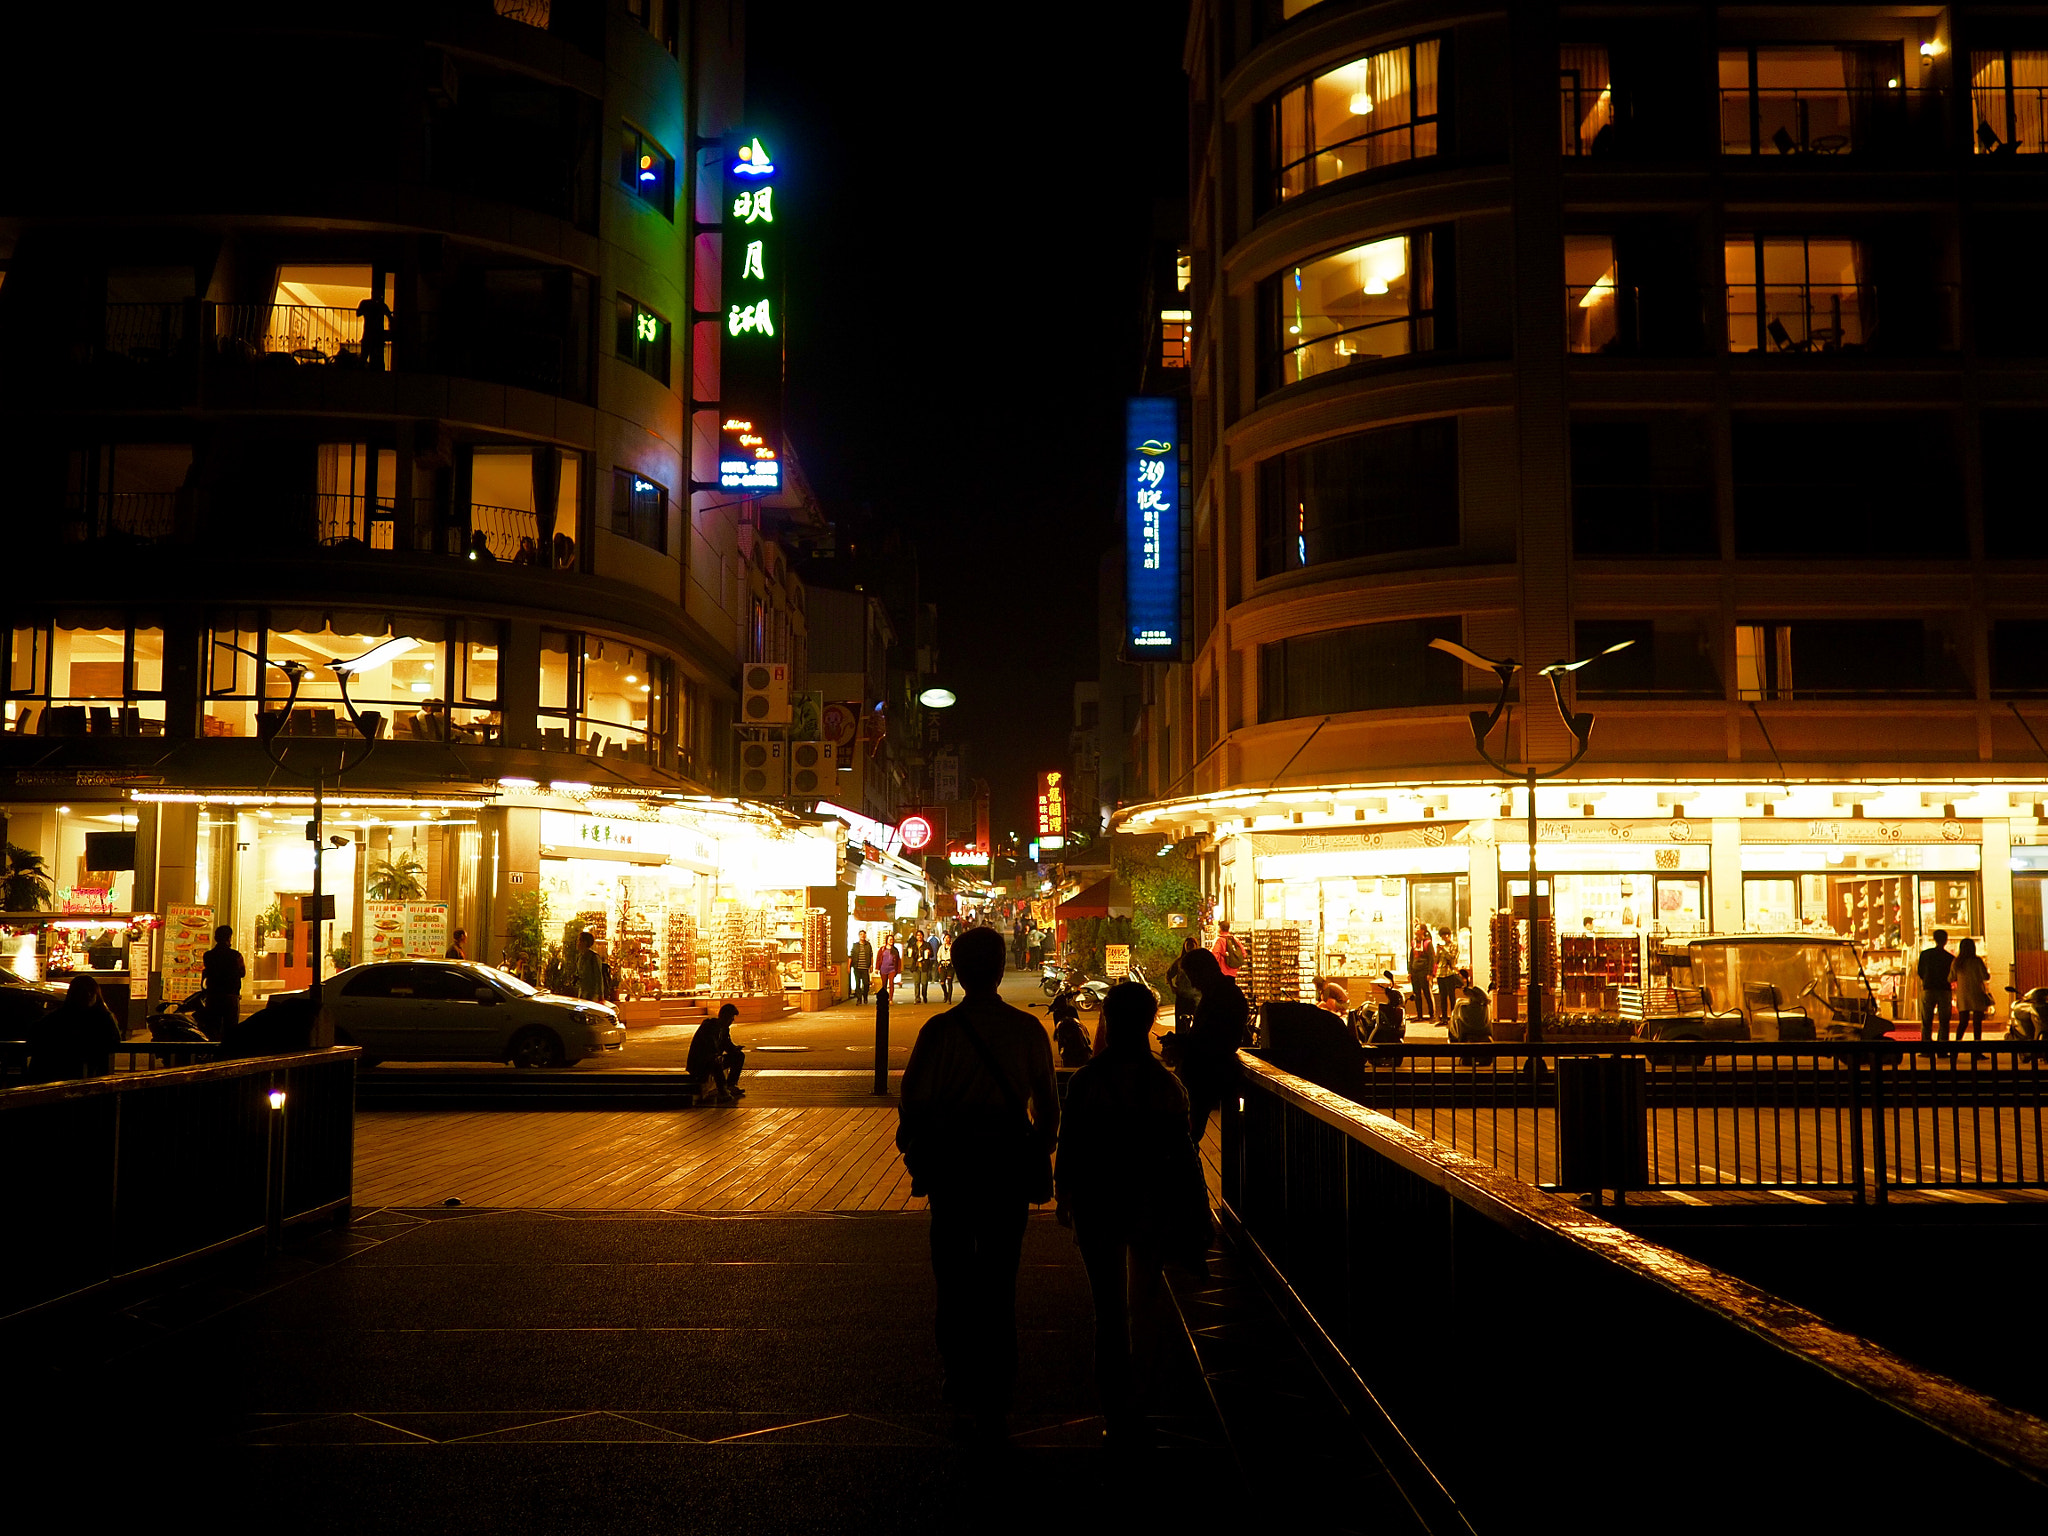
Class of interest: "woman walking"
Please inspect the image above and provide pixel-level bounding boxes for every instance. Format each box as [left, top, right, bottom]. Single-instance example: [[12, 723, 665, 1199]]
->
[[875, 933, 903, 1002], [1952, 936, 1993, 1051], [1174, 946, 1248, 1143], [1055, 981, 1212, 1448]]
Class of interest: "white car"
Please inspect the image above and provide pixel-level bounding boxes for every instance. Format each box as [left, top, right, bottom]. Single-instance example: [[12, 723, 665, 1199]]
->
[[326, 960, 624, 1068]]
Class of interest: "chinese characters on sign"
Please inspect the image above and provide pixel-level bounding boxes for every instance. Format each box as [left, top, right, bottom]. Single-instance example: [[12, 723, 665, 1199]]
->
[[1124, 397, 1182, 658], [721, 134, 784, 492], [1036, 771, 1066, 844]]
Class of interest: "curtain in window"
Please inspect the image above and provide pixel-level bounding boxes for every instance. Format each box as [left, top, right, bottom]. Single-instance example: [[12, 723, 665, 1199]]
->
[[1848, 239, 1876, 349], [1840, 43, 1902, 149], [1559, 46, 1611, 154], [2018, 52, 2048, 152]]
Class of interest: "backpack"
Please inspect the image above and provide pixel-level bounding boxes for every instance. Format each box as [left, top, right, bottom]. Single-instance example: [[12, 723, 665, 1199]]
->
[[1223, 934, 1247, 971]]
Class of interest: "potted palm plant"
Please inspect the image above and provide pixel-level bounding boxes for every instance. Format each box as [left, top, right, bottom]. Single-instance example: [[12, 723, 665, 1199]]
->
[[3, 844, 54, 911]]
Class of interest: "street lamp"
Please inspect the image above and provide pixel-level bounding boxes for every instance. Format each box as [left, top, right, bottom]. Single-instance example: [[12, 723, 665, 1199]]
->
[[1428, 636, 1632, 1046], [259, 638, 410, 1017]]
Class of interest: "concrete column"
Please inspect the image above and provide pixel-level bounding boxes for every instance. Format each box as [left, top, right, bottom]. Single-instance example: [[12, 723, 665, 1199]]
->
[[1469, 832, 1500, 992], [1711, 818, 1743, 934], [155, 802, 199, 909], [1985, 818, 2015, 991], [492, 805, 540, 970]]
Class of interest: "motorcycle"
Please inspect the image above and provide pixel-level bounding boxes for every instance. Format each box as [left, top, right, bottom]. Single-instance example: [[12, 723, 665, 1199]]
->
[[145, 989, 215, 1043], [1040, 962, 1068, 998], [1046, 987, 1094, 1067], [1357, 971, 1406, 1047]]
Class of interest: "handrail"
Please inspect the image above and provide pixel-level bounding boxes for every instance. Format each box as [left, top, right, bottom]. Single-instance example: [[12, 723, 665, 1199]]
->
[[0, 1045, 357, 1105], [1233, 1049, 2048, 1484]]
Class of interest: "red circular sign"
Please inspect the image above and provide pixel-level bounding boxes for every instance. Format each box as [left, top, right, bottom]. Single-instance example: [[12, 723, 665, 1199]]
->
[[900, 814, 934, 852]]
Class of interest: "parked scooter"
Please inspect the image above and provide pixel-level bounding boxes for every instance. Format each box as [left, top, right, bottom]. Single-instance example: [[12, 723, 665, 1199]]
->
[[1359, 971, 1406, 1047], [1040, 962, 1068, 997], [145, 989, 214, 1043]]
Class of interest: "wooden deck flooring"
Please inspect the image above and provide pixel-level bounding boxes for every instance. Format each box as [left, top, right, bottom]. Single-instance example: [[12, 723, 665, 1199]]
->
[[356, 1108, 1230, 1214]]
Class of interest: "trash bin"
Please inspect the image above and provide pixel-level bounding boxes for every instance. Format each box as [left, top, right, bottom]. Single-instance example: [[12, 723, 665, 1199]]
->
[[1557, 1055, 1648, 1192]]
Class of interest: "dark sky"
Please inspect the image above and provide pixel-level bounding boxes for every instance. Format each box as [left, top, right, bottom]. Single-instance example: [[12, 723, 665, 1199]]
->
[[747, 1, 1190, 838]]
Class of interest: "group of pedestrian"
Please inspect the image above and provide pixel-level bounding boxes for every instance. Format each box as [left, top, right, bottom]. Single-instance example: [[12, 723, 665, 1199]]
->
[[847, 926, 957, 1005], [1915, 928, 1995, 1047], [1406, 922, 1464, 1023], [898, 924, 1240, 1450]]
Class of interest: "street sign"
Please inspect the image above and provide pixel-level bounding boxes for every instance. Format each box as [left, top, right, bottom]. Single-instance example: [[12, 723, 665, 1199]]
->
[[1125, 396, 1183, 659]]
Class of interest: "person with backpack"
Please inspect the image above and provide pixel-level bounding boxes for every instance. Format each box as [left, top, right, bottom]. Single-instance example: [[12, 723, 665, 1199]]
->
[[1211, 921, 1245, 979], [897, 927, 1059, 1445]]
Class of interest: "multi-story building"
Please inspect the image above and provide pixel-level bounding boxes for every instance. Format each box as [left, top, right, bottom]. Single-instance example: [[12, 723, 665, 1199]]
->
[[0, 2, 841, 1010], [1120, 2, 2048, 1017]]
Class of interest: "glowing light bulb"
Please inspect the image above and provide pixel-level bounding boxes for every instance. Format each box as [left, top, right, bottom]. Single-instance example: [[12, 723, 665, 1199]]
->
[[1349, 90, 1373, 116]]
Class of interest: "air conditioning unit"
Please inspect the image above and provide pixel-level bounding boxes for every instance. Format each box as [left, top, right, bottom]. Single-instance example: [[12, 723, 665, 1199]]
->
[[742, 662, 791, 724], [788, 739, 839, 795], [739, 738, 786, 797]]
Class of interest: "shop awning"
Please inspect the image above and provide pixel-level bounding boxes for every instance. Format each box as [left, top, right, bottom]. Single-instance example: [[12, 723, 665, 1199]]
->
[[1056, 877, 1134, 920]]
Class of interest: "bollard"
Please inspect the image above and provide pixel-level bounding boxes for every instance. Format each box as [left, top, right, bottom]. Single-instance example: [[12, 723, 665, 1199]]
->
[[873, 987, 890, 1095]]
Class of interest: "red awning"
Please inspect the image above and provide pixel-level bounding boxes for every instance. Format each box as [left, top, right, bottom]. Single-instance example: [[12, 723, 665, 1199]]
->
[[1056, 877, 1134, 920]]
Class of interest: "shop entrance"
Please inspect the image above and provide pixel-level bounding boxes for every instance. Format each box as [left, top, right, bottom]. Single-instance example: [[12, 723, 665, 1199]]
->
[[2015, 875, 2048, 991]]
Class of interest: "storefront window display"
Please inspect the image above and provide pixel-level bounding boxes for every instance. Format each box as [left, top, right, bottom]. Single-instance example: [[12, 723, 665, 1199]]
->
[[539, 630, 672, 765], [5, 618, 165, 736], [205, 614, 503, 742], [1256, 867, 1470, 990]]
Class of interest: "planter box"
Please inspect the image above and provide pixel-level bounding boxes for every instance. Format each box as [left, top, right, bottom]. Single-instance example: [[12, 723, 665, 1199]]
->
[[617, 1000, 665, 1029]]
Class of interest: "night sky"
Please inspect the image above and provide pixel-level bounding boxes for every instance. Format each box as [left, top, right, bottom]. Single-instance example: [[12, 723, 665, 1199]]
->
[[747, 1, 1190, 837]]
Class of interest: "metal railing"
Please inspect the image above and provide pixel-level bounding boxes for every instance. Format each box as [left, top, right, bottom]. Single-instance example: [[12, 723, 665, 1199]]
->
[[1279, 1040, 2048, 1202], [1720, 85, 1947, 157], [1973, 87, 2048, 154], [62, 490, 187, 543], [315, 491, 398, 549], [1565, 282, 1633, 353], [214, 302, 371, 365], [1560, 84, 1614, 156], [0, 1048, 356, 1320], [99, 301, 191, 362], [1726, 281, 1960, 355], [466, 503, 544, 562], [1224, 1052, 2048, 1528]]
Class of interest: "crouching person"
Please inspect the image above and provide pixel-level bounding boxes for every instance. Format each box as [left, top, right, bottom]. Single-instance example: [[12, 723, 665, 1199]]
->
[[688, 1002, 746, 1104]]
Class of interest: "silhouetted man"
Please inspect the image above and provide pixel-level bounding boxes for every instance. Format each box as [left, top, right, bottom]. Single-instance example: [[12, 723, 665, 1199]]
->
[[898, 926, 1058, 1444], [1917, 928, 1954, 1043], [687, 1001, 746, 1104], [201, 923, 245, 1035]]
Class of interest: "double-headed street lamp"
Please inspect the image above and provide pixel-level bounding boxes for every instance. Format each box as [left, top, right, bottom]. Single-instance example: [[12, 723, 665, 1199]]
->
[[1429, 636, 1632, 1046], [258, 636, 411, 1016]]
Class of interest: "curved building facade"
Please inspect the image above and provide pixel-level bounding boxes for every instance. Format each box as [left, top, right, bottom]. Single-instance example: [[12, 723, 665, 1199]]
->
[[0, 2, 823, 1003], [1123, 2, 2048, 1019]]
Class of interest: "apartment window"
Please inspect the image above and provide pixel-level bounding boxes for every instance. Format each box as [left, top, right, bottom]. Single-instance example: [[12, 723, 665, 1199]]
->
[[1718, 44, 1908, 156], [624, 0, 679, 54], [4, 620, 165, 736], [1269, 38, 1440, 203], [1571, 417, 1715, 558], [540, 630, 670, 760], [1970, 50, 2048, 154], [471, 447, 583, 564], [611, 469, 668, 554], [1732, 415, 1953, 556], [619, 124, 675, 218], [1263, 232, 1437, 390], [64, 443, 195, 543], [1560, 46, 1614, 156], [1993, 622, 2048, 695], [1564, 235, 1623, 353], [1256, 418, 1457, 579], [614, 295, 670, 383], [1726, 237, 1867, 353], [1572, 620, 1720, 698], [1160, 310, 1191, 368], [1984, 412, 2048, 558], [1734, 621, 1966, 700], [1258, 617, 1462, 723], [316, 443, 396, 549]]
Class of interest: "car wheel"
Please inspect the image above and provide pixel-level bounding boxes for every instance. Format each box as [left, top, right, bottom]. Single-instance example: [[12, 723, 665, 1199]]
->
[[508, 1026, 566, 1069]]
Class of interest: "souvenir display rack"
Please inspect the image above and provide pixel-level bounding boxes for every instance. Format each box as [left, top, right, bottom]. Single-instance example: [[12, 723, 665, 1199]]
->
[[1244, 925, 1304, 1005], [802, 908, 830, 987], [613, 894, 657, 1000], [1827, 875, 1906, 951], [663, 911, 698, 994], [1490, 912, 1558, 1024], [711, 906, 747, 995], [1557, 933, 1642, 1011]]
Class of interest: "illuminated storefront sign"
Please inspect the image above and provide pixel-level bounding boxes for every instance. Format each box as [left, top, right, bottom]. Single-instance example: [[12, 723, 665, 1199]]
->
[[721, 133, 784, 492], [1124, 397, 1182, 657], [898, 807, 946, 855], [1036, 772, 1066, 840]]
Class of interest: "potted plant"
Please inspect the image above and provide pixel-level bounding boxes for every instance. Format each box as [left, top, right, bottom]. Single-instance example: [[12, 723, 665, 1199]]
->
[[1, 844, 53, 911], [366, 851, 426, 902], [502, 889, 548, 982]]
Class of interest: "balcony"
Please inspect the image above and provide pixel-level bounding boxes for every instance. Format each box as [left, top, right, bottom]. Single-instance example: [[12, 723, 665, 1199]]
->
[[66, 301, 590, 402], [1725, 284, 1959, 355], [62, 490, 192, 545], [1719, 87, 1947, 159], [1564, 284, 1706, 358]]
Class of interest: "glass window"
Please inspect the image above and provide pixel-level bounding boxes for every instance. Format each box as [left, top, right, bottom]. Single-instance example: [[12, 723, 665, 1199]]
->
[[1560, 46, 1613, 156], [1255, 418, 1457, 578], [1734, 621, 1967, 700], [1265, 233, 1434, 388], [1570, 416, 1716, 558], [1571, 619, 1721, 698], [1271, 39, 1440, 202], [1972, 50, 2048, 154], [1719, 44, 1906, 156], [5, 622, 163, 735], [619, 124, 675, 217], [1725, 237, 1866, 353], [1984, 412, 2048, 558], [66, 443, 193, 543], [615, 294, 670, 383], [1258, 617, 1462, 721], [227, 264, 391, 366], [1563, 235, 1621, 353], [1731, 414, 1953, 556], [316, 443, 396, 548], [537, 631, 670, 764], [611, 469, 669, 553]]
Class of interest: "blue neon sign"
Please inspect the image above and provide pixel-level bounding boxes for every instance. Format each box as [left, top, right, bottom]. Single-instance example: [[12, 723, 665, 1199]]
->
[[1125, 397, 1181, 658]]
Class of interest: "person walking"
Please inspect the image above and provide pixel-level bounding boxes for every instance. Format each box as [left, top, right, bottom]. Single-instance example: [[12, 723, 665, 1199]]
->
[[200, 923, 245, 1037], [1165, 936, 1201, 1034], [572, 928, 605, 1001], [1174, 946, 1248, 1144], [1952, 936, 1993, 1051], [876, 933, 903, 1002], [687, 1002, 747, 1104], [918, 929, 941, 1003], [1434, 928, 1460, 1025], [849, 930, 874, 1003], [1055, 980, 1212, 1449], [897, 927, 1059, 1445], [25, 974, 124, 1082], [1210, 920, 1244, 980], [1407, 922, 1436, 1022], [1916, 928, 1955, 1043], [445, 927, 469, 961], [938, 937, 957, 1003]]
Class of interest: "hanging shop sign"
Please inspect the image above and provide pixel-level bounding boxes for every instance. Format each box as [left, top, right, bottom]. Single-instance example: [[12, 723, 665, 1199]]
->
[[720, 134, 783, 492], [897, 807, 946, 856], [539, 811, 719, 872], [853, 895, 894, 921], [1124, 396, 1183, 659], [1036, 772, 1066, 840]]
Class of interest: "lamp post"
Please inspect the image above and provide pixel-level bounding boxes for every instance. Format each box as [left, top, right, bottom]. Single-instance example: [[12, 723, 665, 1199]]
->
[[1428, 637, 1632, 1046], [259, 638, 409, 1017]]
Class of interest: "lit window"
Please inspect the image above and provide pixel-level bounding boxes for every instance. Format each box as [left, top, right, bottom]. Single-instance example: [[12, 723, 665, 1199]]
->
[[1264, 233, 1434, 389], [1270, 39, 1440, 203], [619, 125, 675, 217], [6, 620, 166, 737], [1718, 45, 1910, 157], [1971, 50, 2048, 154], [1160, 310, 1192, 368], [1724, 237, 1866, 352], [1560, 47, 1614, 156], [610, 469, 668, 554], [538, 630, 671, 764], [614, 295, 670, 382]]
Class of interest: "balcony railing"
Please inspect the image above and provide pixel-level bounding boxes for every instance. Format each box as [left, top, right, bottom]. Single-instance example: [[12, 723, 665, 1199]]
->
[[1726, 283, 1959, 354], [315, 492, 397, 550], [1566, 282, 1632, 353], [1719, 86, 1947, 158], [467, 503, 544, 563], [62, 490, 190, 544], [67, 302, 589, 402], [1559, 85, 1615, 156], [1973, 86, 2048, 154]]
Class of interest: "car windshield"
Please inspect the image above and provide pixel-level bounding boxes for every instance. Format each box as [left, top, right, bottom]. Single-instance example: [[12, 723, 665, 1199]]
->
[[475, 964, 539, 997]]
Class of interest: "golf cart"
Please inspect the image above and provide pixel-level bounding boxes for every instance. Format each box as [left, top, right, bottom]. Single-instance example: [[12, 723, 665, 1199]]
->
[[1653, 934, 1887, 1043]]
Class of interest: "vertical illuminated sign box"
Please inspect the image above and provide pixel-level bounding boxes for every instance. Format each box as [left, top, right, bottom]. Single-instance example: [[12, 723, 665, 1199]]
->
[[1125, 397, 1183, 658], [721, 135, 784, 491]]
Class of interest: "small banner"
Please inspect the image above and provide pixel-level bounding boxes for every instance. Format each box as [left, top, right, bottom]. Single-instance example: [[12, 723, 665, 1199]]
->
[[1105, 943, 1131, 979]]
